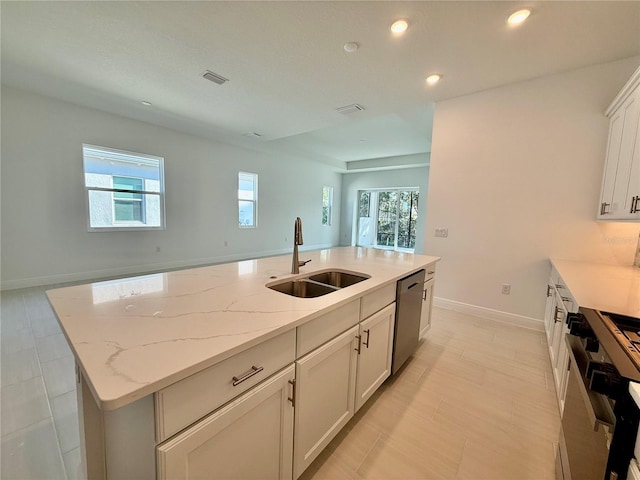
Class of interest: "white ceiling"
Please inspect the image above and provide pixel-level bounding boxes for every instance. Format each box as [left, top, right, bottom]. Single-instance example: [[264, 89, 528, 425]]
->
[[2, 1, 639, 169]]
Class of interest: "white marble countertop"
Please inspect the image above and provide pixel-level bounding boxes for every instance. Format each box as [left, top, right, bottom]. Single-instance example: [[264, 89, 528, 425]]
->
[[550, 259, 640, 318], [47, 247, 439, 411]]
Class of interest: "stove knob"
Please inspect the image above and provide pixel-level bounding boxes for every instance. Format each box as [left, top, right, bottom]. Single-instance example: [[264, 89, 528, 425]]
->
[[587, 361, 623, 398], [585, 337, 600, 352]]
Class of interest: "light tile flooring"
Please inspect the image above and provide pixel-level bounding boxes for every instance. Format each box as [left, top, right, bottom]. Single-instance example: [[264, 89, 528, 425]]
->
[[1, 286, 560, 479]]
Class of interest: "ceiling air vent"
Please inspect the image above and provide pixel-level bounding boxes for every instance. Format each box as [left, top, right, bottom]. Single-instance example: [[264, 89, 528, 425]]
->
[[336, 104, 365, 115], [202, 70, 229, 85]]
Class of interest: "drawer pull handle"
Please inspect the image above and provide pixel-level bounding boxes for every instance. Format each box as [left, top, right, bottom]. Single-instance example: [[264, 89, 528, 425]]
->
[[288, 379, 296, 407], [546, 285, 553, 297], [423, 288, 428, 301], [554, 306, 564, 323], [427, 271, 435, 275], [363, 329, 371, 348], [355, 335, 362, 354], [232, 365, 264, 386]]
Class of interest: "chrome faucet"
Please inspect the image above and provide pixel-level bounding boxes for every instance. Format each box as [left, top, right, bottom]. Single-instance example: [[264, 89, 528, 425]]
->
[[292, 217, 311, 274]]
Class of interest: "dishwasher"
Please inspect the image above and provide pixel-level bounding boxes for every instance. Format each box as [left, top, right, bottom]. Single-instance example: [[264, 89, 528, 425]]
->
[[392, 269, 425, 374]]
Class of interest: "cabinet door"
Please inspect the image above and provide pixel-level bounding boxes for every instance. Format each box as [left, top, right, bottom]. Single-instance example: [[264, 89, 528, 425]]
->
[[622, 87, 640, 219], [600, 85, 640, 219], [419, 279, 434, 339], [355, 303, 395, 412], [600, 109, 626, 218], [293, 326, 358, 479], [157, 365, 295, 480], [543, 283, 557, 342], [549, 293, 566, 367], [555, 335, 570, 416]]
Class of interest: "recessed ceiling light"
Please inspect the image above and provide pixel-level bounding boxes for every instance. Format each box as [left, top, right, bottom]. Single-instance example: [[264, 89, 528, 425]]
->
[[507, 9, 531, 25], [343, 42, 359, 53], [425, 74, 441, 85], [390, 19, 409, 34], [141, 101, 152, 106]]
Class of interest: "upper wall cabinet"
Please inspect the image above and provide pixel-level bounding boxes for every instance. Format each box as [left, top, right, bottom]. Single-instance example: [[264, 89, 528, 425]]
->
[[598, 66, 640, 221]]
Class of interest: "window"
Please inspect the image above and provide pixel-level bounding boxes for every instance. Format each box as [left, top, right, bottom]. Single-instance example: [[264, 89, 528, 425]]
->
[[322, 186, 333, 226], [83, 144, 165, 231], [238, 172, 258, 228], [356, 189, 419, 252]]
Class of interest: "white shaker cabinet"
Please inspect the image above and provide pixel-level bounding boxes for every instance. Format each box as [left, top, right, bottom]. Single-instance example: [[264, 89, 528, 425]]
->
[[293, 326, 359, 479], [355, 303, 395, 412], [419, 268, 436, 339], [157, 365, 295, 480], [598, 66, 640, 221], [543, 267, 577, 415]]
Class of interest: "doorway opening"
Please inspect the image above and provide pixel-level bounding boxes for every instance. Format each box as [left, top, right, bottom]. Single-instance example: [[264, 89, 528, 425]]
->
[[356, 189, 419, 252]]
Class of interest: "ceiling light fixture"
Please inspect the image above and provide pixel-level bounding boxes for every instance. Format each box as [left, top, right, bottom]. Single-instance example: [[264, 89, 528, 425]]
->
[[140, 101, 152, 106], [507, 9, 531, 25], [343, 42, 359, 53], [425, 74, 441, 85], [390, 19, 409, 34]]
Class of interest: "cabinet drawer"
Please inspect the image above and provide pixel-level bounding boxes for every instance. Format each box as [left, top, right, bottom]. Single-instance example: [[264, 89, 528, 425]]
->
[[425, 266, 436, 282], [297, 300, 360, 357], [360, 283, 395, 320], [155, 329, 296, 442]]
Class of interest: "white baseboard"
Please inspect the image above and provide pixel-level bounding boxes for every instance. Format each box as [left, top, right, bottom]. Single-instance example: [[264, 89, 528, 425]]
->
[[433, 297, 544, 332], [0, 243, 336, 291]]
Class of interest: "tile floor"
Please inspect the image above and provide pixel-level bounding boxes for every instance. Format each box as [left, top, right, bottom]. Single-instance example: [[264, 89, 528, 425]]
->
[[1, 285, 560, 479]]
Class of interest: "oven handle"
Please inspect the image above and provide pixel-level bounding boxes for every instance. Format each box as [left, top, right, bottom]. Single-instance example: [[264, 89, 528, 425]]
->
[[565, 334, 615, 431]]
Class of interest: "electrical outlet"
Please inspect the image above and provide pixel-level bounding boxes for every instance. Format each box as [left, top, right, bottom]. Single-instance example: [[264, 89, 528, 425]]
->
[[501, 283, 511, 295], [435, 228, 448, 238]]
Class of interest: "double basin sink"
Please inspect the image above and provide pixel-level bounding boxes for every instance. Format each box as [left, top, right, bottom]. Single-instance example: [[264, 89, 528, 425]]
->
[[267, 270, 370, 298]]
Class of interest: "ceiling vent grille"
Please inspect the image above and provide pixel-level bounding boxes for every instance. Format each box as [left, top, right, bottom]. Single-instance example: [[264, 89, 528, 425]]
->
[[202, 70, 229, 85], [336, 104, 365, 115]]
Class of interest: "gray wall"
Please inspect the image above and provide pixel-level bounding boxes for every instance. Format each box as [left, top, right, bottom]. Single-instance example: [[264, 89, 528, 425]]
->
[[339, 165, 429, 253], [1, 86, 342, 289], [425, 57, 640, 322]]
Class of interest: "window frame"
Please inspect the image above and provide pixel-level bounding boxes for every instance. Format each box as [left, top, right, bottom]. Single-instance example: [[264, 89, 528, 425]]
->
[[322, 186, 333, 226], [83, 144, 166, 232], [238, 171, 258, 228]]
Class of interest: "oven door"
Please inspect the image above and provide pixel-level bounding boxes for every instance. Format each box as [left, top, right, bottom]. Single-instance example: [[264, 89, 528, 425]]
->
[[559, 336, 614, 480]]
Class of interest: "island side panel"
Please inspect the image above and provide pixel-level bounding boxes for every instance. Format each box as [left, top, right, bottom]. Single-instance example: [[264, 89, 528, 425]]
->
[[79, 368, 156, 479]]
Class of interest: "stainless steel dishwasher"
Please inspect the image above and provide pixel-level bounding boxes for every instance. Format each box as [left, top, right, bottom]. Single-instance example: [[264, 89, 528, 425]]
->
[[392, 269, 425, 374]]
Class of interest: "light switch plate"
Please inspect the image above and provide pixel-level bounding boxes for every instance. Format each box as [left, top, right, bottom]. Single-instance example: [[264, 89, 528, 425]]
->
[[435, 228, 448, 238]]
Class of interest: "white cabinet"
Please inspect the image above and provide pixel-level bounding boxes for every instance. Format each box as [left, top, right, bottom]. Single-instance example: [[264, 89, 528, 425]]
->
[[157, 365, 295, 480], [293, 326, 359, 479], [598, 66, 640, 221], [419, 275, 435, 340], [543, 267, 577, 415], [355, 303, 395, 412]]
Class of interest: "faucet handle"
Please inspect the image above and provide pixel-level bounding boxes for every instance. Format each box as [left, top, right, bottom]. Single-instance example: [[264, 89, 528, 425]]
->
[[299, 259, 311, 267]]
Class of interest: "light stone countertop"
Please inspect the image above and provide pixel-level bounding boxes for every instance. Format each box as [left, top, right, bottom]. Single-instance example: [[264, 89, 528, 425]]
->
[[47, 247, 439, 411], [550, 259, 640, 318]]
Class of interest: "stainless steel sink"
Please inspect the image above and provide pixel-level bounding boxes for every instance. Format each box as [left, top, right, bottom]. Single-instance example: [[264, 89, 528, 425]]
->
[[268, 279, 338, 298], [307, 271, 369, 288], [267, 270, 370, 298]]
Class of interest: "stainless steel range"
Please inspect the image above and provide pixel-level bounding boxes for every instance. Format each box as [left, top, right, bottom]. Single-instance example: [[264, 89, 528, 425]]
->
[[558, 308, 640, 480]]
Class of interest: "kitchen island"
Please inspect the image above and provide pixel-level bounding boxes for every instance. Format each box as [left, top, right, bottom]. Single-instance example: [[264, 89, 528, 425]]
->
[[47, 246, 439, 479]]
